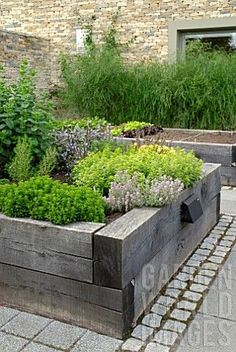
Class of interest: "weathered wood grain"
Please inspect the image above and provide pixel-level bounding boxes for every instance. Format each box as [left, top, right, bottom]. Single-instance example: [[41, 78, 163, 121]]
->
[[0, 263, 133, 313], [0, 280, 125, 339], [133, 194, 220, 320], [0, 240, 93, 283], [94, 164, 221, 289], [168, 141, 235, 167], [0, 216, 104, 258], [0, 216, 104, 283], [221, 166, 236, 186]]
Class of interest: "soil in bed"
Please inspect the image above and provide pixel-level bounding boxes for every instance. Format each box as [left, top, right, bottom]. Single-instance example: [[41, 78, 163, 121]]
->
[[146, 130, 236, 144]]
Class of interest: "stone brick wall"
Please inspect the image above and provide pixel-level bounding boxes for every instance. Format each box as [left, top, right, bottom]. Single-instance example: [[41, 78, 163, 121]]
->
[[0, 31, 51, 90], [0, 0, 236, 85]]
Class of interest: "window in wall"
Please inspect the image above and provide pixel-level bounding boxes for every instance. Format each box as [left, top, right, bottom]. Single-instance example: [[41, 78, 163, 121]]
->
[[183, 30, 236, 52], [76, 28, 89, 53], [168, 17, 236, 61]]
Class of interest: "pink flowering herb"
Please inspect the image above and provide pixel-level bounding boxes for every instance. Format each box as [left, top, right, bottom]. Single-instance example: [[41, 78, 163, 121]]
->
[[144, 176, 184, 207], [105, 171, 144, 213]]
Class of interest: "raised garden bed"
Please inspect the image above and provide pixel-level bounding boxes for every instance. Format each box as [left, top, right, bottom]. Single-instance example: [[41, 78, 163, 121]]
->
[[164, 129, 236, 187], [117, 128, 236, 186], [0, 163, 220, 338]]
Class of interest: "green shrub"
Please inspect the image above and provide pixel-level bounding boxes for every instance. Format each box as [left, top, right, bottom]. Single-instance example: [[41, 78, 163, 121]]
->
[[0, 60, 54, 170], [60, 42, 236, 130], [8, 137, 33, 182], [73, 144, 203, 194], [7, 138, 57, 182], [0, 176, 105, 224], [37, 147, 58, 176]]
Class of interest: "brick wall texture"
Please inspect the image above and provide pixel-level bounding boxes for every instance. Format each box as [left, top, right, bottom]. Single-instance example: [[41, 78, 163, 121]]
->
[[0, 31, 51, 89], [0, 0, 236, 86]]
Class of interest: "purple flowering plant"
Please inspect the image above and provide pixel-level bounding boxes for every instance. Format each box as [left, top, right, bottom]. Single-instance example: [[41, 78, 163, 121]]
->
[[105, 171, 145, 213], [144, 176, 184, 207], [53, 126, 110, 173], [105, 171, 184, 213]]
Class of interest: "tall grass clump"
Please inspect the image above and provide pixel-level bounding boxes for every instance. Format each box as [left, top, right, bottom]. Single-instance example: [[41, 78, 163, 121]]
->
[[60, 37, 236, 130], [60, 47, 129, 120]]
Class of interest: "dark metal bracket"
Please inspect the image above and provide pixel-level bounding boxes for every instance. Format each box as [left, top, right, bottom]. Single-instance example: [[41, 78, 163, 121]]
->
[[181, 195, 203, 223]]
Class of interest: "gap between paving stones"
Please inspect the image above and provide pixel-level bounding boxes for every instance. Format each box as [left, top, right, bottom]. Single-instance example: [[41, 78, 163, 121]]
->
[[16, 318, 64, 352], [118, 214, 236, 352], [0, 311, 85, 352]]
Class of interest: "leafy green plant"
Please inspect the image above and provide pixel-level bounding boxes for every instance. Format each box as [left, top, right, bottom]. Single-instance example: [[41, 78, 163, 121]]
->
[[0, 176, 105, 224], [8, 137, 33, 182], [8, 138, 58, 182], [112, 121, 152, 137], [0, 179, 10, 185], [0, 60, 54, 171], [112, 121, 163, 137], [53, 117, 108, 130], [73, 144, 203, 194], [37, 147, 58, 176]]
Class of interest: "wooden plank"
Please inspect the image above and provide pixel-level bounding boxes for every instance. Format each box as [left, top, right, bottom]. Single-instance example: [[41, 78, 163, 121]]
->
[[133, 194, 220, 320], [0, 279, 126, 339], [94, 164, 221, 289], [168, 141, 234, 167], [0, 215, 104, 259], [164, 127, 236, 135], [0, 216, 104, 283], [221, 166, 236, 186], [0, 263, 133, 313], [232, 146, 236, 163], [0, 240, 93, 283]]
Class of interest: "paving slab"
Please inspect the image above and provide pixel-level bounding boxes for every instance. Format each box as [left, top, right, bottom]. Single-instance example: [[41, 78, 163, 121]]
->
[[0, 307, 20, 328], [35, 321, 87, 350], [221, 190, 236, 215], [22, 342, 59, 352], [199, 259, 236, 321], [1, 312, 51, 339], [176, 313, 236, 352], [71, 331, 122, 352], [0, 331, 28, 352]]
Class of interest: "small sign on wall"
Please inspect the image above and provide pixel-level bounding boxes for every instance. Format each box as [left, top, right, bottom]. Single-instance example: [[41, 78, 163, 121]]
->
[[76, 28, 89, 52]]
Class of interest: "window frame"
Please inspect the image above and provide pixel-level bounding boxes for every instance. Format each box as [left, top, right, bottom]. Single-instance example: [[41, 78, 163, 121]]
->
[[168, 17, 236, 61]]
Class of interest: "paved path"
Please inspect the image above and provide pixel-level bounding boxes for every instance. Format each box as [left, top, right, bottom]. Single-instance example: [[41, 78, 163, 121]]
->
[[0, 311, 122, 351], [221, 188, 236, 215], [175, 189, 236, 352], [176, 232, 236, 352], [0, 189, 235, 352]]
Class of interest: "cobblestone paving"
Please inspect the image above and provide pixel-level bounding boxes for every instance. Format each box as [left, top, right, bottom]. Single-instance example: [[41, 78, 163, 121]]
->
[[118, 214, 236, 352], [1, 215, 236, 351]]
